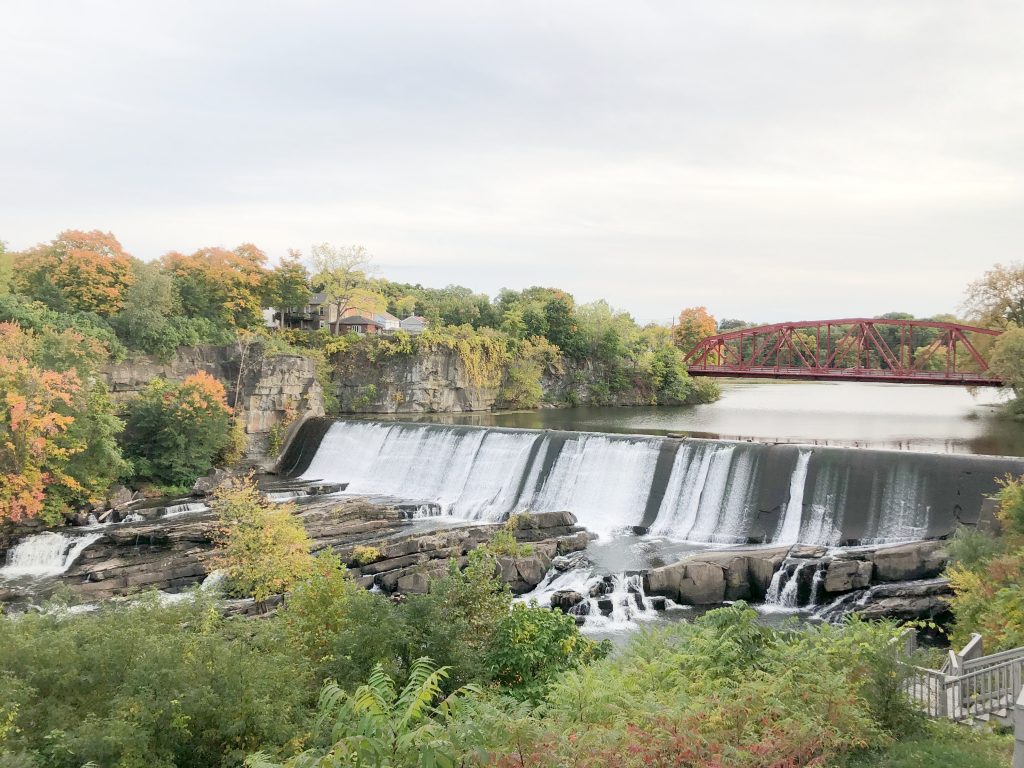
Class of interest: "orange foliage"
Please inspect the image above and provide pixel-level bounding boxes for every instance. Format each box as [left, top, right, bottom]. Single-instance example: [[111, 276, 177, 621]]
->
[[16, 230, 136, 316], [0, 324, 84, 522], [673, 306, 717, 354], [160, 245, 268, 327]]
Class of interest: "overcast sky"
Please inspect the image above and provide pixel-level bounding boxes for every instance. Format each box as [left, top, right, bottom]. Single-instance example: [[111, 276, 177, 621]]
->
[[2, 2, 1022, 324]]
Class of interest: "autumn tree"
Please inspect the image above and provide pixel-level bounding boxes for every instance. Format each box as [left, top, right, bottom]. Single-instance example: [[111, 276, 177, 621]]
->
[[672, 306, 717, 354], [0, 324, 83, 522], [309, 243, 386, 322], [121, 371, 235, 489], [13, 230, 136, 316], [964, 263, 1024, 328], [161, 244, 268, 330], [212, 478, 312, 610]]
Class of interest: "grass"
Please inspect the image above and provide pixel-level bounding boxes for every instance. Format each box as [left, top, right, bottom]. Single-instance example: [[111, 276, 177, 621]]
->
[[832, 721, 1013, 768]]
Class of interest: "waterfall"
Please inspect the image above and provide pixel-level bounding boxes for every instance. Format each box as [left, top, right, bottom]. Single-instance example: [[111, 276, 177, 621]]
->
[[295, 420, 996, 547], [163, 502, 209, 517], [773, 450, 812, 545], [0, 532, 101, 578]]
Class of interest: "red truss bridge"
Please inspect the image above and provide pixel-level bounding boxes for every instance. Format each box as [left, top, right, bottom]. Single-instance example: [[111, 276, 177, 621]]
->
[[684, 318, 1003, 386]]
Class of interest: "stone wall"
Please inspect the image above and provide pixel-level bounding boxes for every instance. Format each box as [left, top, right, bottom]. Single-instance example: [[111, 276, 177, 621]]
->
[[102, 344, 325, 462]]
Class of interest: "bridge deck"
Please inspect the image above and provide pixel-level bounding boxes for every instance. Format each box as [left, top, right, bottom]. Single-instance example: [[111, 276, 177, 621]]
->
[[689, 365, 1002, 386]]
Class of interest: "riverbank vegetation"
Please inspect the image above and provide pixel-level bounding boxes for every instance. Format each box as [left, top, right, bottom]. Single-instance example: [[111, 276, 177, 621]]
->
[[0, 577, 958, 767]]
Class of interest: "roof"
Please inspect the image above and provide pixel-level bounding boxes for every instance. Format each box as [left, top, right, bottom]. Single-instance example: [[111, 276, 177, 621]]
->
[[308, 292, 328, 304], [374, 311, 400, 323], [401, 315, 428, 323], [337, 315, 379, 325]]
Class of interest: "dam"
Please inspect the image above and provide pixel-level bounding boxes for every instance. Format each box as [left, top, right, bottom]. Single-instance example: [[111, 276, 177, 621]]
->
[[286, 419, 1024, 547]]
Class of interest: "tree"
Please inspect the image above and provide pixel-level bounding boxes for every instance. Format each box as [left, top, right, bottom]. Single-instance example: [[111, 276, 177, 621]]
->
[[0, 324, 83, 522], [112, 261, 183, 357], [121, 371, 235, 488], [212, 478, 312, 609], [672, 306, 717, 354], [990, 327, 1024, 400], [161, 245, 268, 329], [0, 241, 12, 295], [14, 230, 136, 315], [964, 262, 1024, 328], [309, 243, 386, 322], [264, 250, 312, 315]]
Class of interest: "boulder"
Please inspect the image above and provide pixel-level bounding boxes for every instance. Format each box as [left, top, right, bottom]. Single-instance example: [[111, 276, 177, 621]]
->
[[872, 541, 947, 583], [107, 484, 134, 509], [823, 558, 873, 593]]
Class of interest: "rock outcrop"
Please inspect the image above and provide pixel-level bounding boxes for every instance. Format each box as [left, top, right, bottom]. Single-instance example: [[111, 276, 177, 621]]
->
[[49, 503, 589, 603], [103, 344, 325, 462], [644, 546, 791, 604], [644, 540, 952, 622], [335, 348, 500, 413]]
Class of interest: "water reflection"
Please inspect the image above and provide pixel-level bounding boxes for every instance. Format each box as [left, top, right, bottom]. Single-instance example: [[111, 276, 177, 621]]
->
[[365, 380, 1024, 457]]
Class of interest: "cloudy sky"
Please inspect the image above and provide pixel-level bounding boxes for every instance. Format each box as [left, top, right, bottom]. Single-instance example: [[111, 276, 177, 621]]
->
[[2, 2, 1022, 324]]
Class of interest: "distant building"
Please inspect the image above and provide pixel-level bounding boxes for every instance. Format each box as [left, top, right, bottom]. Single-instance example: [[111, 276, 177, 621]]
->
[[335, 315, 381, 335], [340, 306, 401, 332], [280, 292, 337, 331], [400, 315, 429, 334]]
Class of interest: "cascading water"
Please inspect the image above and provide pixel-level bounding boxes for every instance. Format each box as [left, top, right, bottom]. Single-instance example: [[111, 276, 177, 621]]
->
[[296, 420, 1008, 547], [773, 450, 812, 545], [0, 532, 101, 579]]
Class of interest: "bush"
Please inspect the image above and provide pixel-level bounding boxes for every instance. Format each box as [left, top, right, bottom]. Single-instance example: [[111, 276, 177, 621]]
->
[[350, 544, 381, 565], [213, 479, 313, 608], [486, 602, 609, 699], [0, 595, 312, 768], [121, 372, 235, 488]]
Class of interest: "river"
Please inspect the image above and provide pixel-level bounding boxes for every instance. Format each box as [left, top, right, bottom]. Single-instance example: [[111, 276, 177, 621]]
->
[[376, 380, 1021, 456]]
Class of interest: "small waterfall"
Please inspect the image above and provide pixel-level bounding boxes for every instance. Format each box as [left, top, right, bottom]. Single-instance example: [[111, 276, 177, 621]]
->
[[163, 502, 209, 517], [764, 559, 812, 609], [263, 489, 311, 503], [0, 532, 101, 578], [809, 566, 826, 607], [773, 450, 812, 545], [519, 568, 673, 632]]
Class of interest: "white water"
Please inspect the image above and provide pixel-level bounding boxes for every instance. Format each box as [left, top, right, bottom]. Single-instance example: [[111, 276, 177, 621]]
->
[[520, 567, 680, 633], [0, 532, 101, 578], [163, 502, 209, 518], [773, 450, 812, 545]]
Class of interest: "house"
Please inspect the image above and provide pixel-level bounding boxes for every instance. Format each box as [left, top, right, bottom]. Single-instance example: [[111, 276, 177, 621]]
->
[[339, 306, 401, 332], [400, 315, 429, 334], [280, 292, 338, 331], [335, 315, 381, 335]]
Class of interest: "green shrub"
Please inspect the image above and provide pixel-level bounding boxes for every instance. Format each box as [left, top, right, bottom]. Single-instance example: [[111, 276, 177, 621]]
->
[[486, 603, 609, 699], [0, 595, 312, 768], [121, 372, 235, 488], [350, 544, 381, 565]]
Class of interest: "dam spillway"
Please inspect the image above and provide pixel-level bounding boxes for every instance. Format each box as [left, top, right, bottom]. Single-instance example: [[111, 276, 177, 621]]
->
[[289, 419, 1024, 545]]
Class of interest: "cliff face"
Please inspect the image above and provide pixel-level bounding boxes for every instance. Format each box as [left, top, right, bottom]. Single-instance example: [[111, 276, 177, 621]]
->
[[102, 344, 325, 462], [335, 348, 501, 413]]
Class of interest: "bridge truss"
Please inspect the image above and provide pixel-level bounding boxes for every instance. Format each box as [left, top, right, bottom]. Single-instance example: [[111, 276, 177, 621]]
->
[[684, 318, 1003, 386]]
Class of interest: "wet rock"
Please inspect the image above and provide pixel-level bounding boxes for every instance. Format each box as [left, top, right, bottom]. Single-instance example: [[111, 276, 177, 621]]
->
[[597, 597, 614, 616], [107, 484, 134, 509], [551, 590, 585, 613], [649, 596, 667, 611]]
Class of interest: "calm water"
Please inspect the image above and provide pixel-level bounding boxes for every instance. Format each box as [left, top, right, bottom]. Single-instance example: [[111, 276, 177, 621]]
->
[[378, 380, 1023, 456]]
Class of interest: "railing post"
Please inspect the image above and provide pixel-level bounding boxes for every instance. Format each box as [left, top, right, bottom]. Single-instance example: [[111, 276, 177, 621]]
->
[[1014, 688, 1024, 768]]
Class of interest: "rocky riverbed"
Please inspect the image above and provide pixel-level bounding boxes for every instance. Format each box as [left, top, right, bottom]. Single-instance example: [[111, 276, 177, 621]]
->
[[0, 489, 955, 630]]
